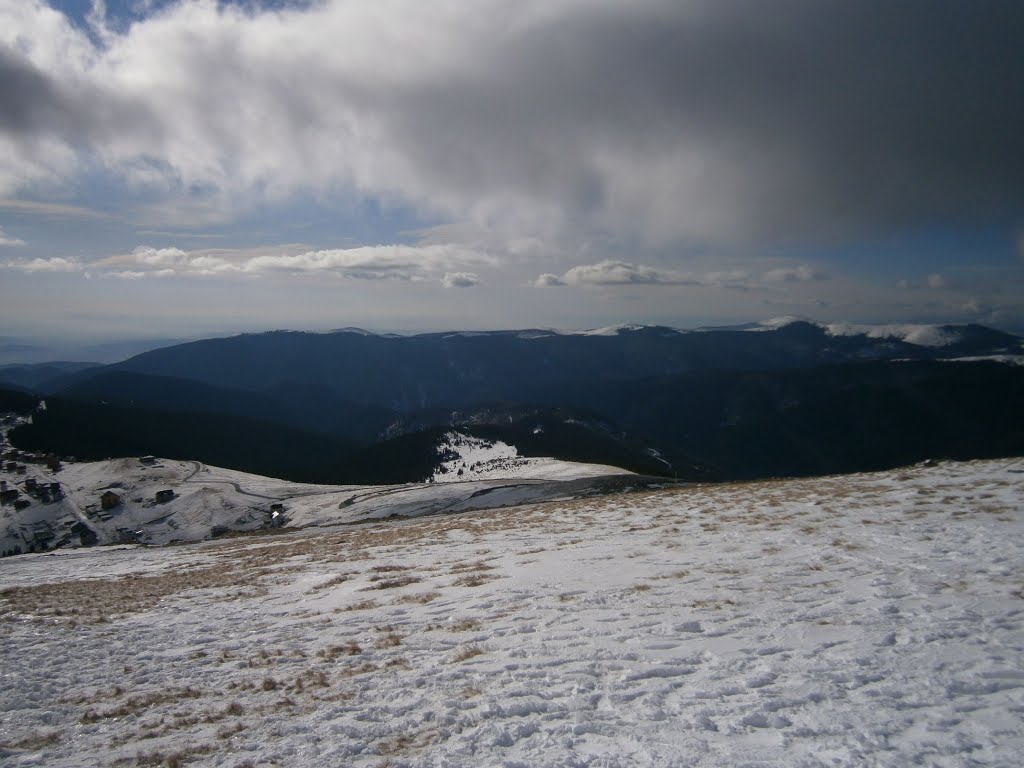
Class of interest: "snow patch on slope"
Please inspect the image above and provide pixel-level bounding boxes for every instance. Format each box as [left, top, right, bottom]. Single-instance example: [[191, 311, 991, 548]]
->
[[825, 322, 962, 347], [432, 431, 631, 483], [750, 315, 811, 330]]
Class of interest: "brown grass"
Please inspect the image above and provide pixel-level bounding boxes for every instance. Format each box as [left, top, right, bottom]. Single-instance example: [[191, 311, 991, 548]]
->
[[375, 632, 403, 648], [0, 730, 60, 750], [364, 575, 421, 590], [398, 590, 440, 604], [452, 573, 498, 588], [79, 687, 203, 723], [338, 599, 380, 612], [307, 573, 353, 593], [317, 641, 362, 661], [450, 645, 485, 663]]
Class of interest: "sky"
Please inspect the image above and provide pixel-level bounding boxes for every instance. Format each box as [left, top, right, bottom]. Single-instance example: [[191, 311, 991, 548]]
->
[[1, 0, 1023, 348]]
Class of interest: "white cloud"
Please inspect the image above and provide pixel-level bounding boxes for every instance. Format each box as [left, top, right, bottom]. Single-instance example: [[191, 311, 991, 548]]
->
[[533, 273, 566, 287], [4, 256, 81, 272], [927, 273, 946, 289], [562, 260, 682, 286], [105, 269, 176, 280], [0, 226, 25, 246], [86, 242, 492, 281], [441, 271, 480, 288], [245, 244, 492, 281]]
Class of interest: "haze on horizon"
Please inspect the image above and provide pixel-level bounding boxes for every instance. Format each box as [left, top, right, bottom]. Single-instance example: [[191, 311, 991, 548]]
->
[[2, 0, 1023, 344]]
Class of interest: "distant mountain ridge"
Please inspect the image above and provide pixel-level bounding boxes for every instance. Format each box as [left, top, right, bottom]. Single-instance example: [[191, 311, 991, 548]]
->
[[89, 320, 1024, 410], [6, 319, 1023, 485]]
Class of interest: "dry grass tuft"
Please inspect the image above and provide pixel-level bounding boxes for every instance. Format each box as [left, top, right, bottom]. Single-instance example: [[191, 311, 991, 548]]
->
[[318, 641, 362, 661], [79, 687, 203, 723], [452, 573, 498, 588], [450, 645, 485, 663], [654, 569, 690, 580], [364, 575, 421, 590], [338, 599, 380, 612], [307, 573, 353, 593], [0, 730, 60, 750], [398, 590, 440, 604], [375, 631, 403, 649], [115, 742, 214, 767], [448, 560, 496, 574]]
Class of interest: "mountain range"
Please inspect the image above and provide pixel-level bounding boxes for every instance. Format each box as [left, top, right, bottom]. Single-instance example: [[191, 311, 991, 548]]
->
[[4, 318, 1023, 483]]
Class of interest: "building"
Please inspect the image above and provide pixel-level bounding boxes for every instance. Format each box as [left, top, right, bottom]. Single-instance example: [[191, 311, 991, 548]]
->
[[100, 490, 122, 510], [155, 489, 175, 503]]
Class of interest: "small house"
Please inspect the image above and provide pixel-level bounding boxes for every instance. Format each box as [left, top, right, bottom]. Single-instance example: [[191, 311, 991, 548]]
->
[[24, 478, 37, 492], [100, 490, 122, 510], [139, 456, 157, 466], [155, 489, 175, 503], [70, 521, 98, 546], [49, 482, 61, 497], [0, 489, 18, 505]]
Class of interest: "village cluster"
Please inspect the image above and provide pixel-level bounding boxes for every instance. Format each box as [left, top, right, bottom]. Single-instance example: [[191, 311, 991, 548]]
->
[[0, 413, 187, 556], [0, 413, 77, 556]]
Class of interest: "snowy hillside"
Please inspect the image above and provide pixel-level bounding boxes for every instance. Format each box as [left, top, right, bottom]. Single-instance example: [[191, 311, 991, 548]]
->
[[431, 431, 632, 484], [1, 457, 1022, 766], [0, 449, 639, 554]]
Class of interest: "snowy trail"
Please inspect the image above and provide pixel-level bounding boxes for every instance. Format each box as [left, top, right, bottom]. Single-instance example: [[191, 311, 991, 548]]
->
[[1, 458, 1022, 767]]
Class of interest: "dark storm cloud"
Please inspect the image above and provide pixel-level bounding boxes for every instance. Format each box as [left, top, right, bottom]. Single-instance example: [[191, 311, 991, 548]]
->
[[2, 1, 1022, 245], [380, 0, 1024, 242], [0, 42, 161, 151], [0, 46, 68, 135]]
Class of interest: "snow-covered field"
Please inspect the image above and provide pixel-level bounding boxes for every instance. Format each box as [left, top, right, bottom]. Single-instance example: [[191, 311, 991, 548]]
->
[[2, 458, 1023, 767]]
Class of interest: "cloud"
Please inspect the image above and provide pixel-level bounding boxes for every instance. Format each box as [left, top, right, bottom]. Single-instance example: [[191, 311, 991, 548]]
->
[[0, 226, 25, 246], [441, 271, 480, 288], [764, 265, 826, 283], [927, 273, 946, 289], [106, 268, 177, 280], [1, 1, 1021, 246], [4, 256, 81, 272], [562, 260, 682, 286], [0, 198, 111, 219], [87, 242, 493, 281], [542, 259, 837, 291], [244, 244, 492, 281], [533, 273, 566, 287]]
